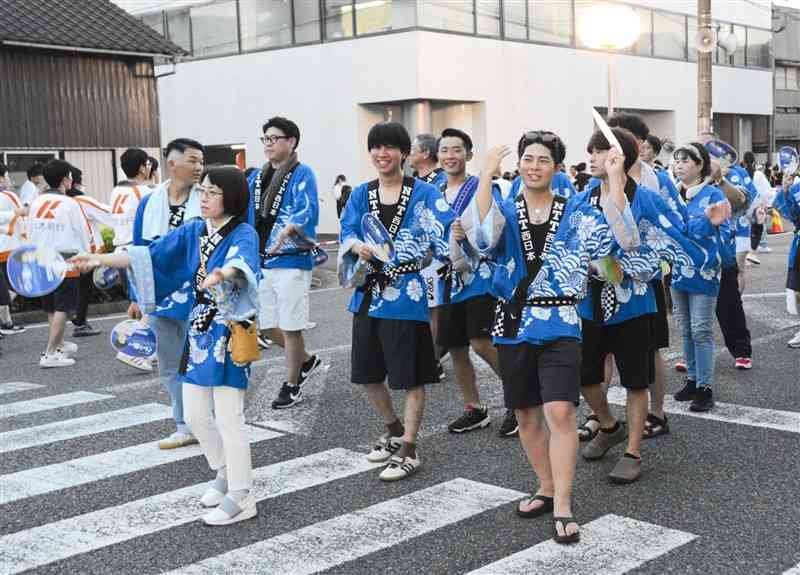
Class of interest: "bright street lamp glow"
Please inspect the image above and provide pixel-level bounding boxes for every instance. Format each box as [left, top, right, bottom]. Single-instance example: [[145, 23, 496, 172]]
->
[[577, 3, 641, 50]]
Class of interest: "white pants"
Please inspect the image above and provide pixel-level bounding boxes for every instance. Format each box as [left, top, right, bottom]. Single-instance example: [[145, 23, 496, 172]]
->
[[183, 383, 252, 491]]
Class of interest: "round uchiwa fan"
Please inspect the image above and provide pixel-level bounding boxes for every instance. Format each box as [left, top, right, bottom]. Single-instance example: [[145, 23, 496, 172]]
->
[[110, 320, 158, 358], [292, 234, 329, 267], [778, 146, 799, 175], [361, 213, 395, 263], [6, 244, 68, 297], [703, 139, 738, 169], [92, 266, 120, 291]]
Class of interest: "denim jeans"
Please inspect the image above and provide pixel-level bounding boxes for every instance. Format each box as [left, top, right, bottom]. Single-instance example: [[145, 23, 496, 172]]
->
[[671, 289, 717, 388], [149, 315, 190, 434]]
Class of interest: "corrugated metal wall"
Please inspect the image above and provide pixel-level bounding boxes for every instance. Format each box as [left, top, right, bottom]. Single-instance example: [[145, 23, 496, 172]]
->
[[0, 48, 160, 149], [63, 150, 115, 204]]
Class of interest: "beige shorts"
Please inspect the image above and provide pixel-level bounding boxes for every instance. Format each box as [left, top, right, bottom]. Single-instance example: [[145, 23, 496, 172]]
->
[[257, 268, 311, 332]]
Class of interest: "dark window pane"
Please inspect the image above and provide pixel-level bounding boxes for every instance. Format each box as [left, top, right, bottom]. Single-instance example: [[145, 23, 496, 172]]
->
[[325, 0, 355, 39], [240, 0, 292, 51], [418, 0, 475, 34], [190, 1, 239, 57], [477, 0, 500, 37], [166, 9, 191, 52], [653, 11, 685, 60], [356, 0, 415, 35], [295, 0, 322, 43], [503, 0, 527, 39], [529, 0, 571, 45], [746, 27, 771, 68]]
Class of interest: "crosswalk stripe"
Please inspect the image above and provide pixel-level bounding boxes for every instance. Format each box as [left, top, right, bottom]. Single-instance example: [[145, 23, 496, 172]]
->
[[607, 387, 800, 434], [465, 514, 696, 574], [162, 478, 524, 575], [0, 391, 113, 419], [0, 382, 44, 396], [0, 403, 171, 454], [0, 448, 380, 574], [0, 426, 282, 505], [783, 564, 800, 575]]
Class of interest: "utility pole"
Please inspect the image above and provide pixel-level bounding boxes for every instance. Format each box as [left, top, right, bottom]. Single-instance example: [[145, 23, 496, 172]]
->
[[698, 0, 713, 134]]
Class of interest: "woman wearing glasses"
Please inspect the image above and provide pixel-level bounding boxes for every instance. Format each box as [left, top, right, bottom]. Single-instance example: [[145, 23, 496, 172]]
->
[[71, 166, 261, 526]]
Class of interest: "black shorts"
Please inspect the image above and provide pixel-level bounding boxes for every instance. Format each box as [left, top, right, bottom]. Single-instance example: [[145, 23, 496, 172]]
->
[[436, 294, 496, 350], [581, 316, 654, 390], [648, 278, 669, 350], [41, 277, 78, 313], [0, 261, 10, 306], [497, 339, 581, 410], [351, 313, 439, 390]]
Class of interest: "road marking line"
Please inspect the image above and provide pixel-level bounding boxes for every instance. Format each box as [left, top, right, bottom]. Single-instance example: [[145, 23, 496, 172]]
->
[[0, 403, 171, 454], [162, 478, 524, 575], [0, 448, 380, 574], [742, 291, 786, 299], [782, 563, 800, 575], [607, 387, 800, 434], [465, 514, 696, 575], [0, 382, 44, 396], [0, 391, 113, 419], [0, 426, 282, 505], [25, 313, 128, 330]]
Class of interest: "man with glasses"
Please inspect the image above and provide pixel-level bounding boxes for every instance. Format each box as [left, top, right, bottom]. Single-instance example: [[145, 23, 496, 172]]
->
[[247, 117, 322, 410], [132, 138, 205, 450]]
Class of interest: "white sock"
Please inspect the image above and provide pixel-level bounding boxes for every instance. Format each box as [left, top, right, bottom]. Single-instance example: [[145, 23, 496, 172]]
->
[[228, 489, 250, 502], [0, 306, 11, 324]]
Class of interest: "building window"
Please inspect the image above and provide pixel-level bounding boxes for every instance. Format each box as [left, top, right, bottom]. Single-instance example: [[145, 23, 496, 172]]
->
[[652, 11, 685, 60], [239, 0, 292, 51], [529, 0, 572, 46], [141, 12, 164, 37], [503, 0, 527, 39], [731, 24, 746, 66], [295, 0, 322, 43], [627, 6, 652, 56], [746, 27, 771, 68], [325, 0, 355, 39], [476, 0, 501, 37], [166, 8, 191, 52], [776, 66, 786, 90], [356, 0, 415, 35], [787, 67, 799, 91], [190, 1, 239, 57], [418, 0, 475, 34]]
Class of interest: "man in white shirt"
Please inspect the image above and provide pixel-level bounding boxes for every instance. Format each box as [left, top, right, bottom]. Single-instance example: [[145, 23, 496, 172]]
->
[[0, 162, 26, 339], [19, 163, 45, 206]]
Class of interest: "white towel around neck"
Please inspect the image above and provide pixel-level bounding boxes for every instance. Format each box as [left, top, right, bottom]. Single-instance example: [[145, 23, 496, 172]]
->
[[140, 180, 202, 241]]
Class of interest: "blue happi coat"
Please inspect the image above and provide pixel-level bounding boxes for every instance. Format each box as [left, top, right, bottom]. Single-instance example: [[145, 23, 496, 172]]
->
[[247, 163, 319, 270], [724, 165, 758, 264], [774, 181, 800, 288], [127, 219, 260, 389], [340, 179, 456, 321]]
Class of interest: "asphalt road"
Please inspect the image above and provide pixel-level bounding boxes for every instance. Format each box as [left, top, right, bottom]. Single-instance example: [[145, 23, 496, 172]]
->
[[0, 232, 798, 575]]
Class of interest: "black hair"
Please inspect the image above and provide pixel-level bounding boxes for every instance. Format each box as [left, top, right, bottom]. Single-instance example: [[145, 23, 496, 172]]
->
[[148, 156, 159, 179], [673, 142, 711, 179], [71, 166, 83, 185], [645, 134, 662, 155], [742, 151, 756, 178], [27, 163, 43, 179], [367, 122, 411, 156], [42, 159, 73, 189], [439, 128, 473, 154], [415, 134, 439, 162], [607, 113, 650, 141], [517, 130, 566, 165], [335, 174, 347, 184], [165, 138, 204, 157], [202, 166, 250, 218], [0, 162, 7, 177], [586, 127, 639, 174], [262, 116, 301, 151], [120, 148, 149, 179], [576, 162, 587, 172]]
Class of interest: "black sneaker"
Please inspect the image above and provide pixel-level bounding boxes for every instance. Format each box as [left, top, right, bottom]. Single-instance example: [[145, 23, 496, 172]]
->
[[0, 322, 25, 335], [499, 409, 519, 437], [448, 405, 490, 433], [689, 387, 714, 412], [272, 382, 302, 409], [298, 354, 322, 386], [72, 323, 101, 337], [674, 379, 697, 402], [256, 334, 271, 350]]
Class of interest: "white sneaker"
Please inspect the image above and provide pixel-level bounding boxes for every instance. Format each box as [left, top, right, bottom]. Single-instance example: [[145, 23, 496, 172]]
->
[[366, 433, 403, 463], [788, 331, 800, 349], [757, 246, 772, 253], [745, 253, 761, 265], [202, 494, 258, 526], [60, 341, 78, 355], [39, 351, 76, 368], [200, 486, 226, 508], [116, 351, 154, 372], [379, 453, 421, 482], [158, 432, 199, 450]]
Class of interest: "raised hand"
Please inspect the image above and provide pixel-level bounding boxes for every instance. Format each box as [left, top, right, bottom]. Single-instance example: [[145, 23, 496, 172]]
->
[[604, 147, 626, 178], [705, 200, 731, 226], [481, 145, 512, 179]]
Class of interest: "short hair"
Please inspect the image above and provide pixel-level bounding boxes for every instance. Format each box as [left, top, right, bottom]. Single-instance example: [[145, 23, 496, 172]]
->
[[673, 142, 711, 179], [645, 134, 662, 155], [439, 128, 473, 154], [607, 113, 650, 141], [27, 163, 43, 179], [415, 133, 439, 162], [42, 159, 73, 188], [120, 148, 149, 179], [262, 116, 301, 151], [335, 174, 347, 184], [517, 130, 567, 165], [576, 162, 587, 172], [586, 127, 639, 174], [202, 166, 249, 218], [367, 122, 411, 155], [0, 162, 7, 177], [71, 166, 83, 186], [165, 138, 204, 158], [148, 156, 159, 178]]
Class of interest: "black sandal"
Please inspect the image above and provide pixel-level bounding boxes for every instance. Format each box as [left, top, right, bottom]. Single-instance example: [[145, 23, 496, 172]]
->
[[553, 516, 580, 544], [642, 413, 669, 440], [516, 494, 554, 518], [578, 415, 600, 442]]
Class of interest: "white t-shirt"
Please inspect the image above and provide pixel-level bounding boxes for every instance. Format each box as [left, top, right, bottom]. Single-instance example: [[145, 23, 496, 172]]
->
[[108, 183, 150, 246], [28, 192, 91, 255], [19, 180, 40, 206], [0, 190, 23, 258]]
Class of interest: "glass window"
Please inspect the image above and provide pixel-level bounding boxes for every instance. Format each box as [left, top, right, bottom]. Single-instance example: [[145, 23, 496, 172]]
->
[[731, 24, 746, 66], [325, 0, 355, 39], [653, 11, 685, 60], [141, 12, 164, 36], [476, 0, 500, 37], [190, 1, 239, 57], [166, 9, 191, 52], [295, 0, 322, 43], [529, 0, 572, 46], [775, 66, 786, 90], [787, 67, 799, 91], [239, 0, 292, 51], [418, 0, 474, 34], [356, 0, 415, 35], [628, 6, 652, 56], [746, 27, 771, 68], [503, 0, 527, 39]]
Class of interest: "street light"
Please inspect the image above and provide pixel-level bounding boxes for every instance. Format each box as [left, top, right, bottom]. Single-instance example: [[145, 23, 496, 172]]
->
[[577, 3, 640, 115]]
